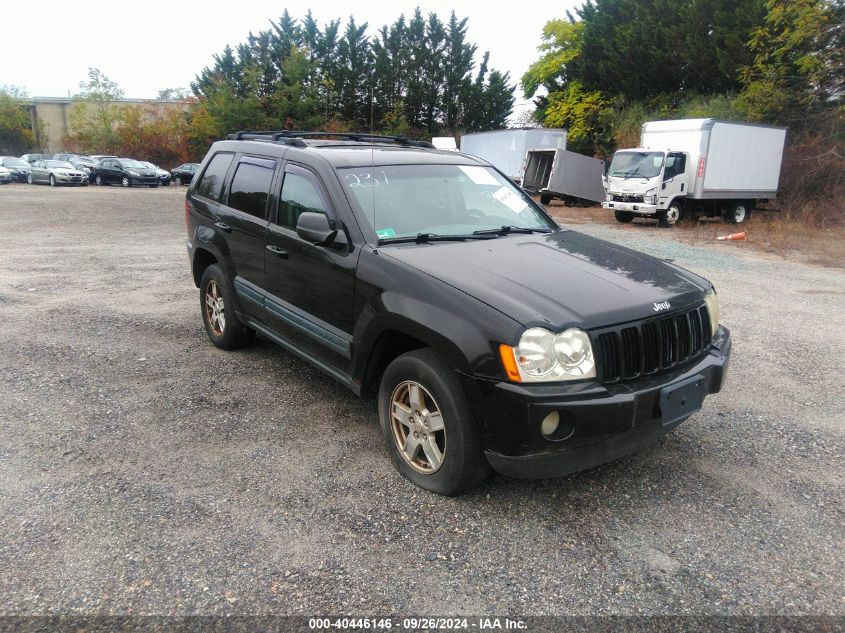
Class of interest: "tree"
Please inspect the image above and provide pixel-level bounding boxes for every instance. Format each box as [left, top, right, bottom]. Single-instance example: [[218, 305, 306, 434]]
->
[[66, 68, 125, 151], [0, 86, 39, 154], [738, 0, 845, 124], [157, 88, 189, 101]]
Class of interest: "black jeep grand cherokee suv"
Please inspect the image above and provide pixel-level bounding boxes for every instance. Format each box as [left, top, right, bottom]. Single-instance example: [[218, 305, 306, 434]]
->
[[185, 131, 731, 495]]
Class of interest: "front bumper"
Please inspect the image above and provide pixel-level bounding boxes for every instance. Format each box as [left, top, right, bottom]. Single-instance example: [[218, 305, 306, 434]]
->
[[0, 173, 11, 183], [602, 201, 658, 215], [463, 326, 731, 479]]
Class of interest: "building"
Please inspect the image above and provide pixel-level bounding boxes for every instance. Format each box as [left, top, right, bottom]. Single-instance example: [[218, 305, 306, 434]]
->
[[26, 97, 190, 153]]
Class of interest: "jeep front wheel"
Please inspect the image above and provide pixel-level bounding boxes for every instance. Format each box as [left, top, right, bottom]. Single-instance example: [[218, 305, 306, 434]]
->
[[199, 264, 255, 350], [378, 349, 490, 496]]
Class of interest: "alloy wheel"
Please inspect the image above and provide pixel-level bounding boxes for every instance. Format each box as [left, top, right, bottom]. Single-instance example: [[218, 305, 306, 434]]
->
[[205, 280, 225, 336], [121, 177, 130, 187], [390, 381, 446, 473], [49, 175, 56, 187]]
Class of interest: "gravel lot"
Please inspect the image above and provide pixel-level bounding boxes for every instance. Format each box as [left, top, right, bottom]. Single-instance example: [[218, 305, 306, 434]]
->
[[0, 184, 843, 619]]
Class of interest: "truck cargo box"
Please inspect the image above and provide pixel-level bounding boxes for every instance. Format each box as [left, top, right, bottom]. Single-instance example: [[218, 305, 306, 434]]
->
[[459, 128, 567, 182], [522, 149, 605, 203], [640, 119, 787, 199]]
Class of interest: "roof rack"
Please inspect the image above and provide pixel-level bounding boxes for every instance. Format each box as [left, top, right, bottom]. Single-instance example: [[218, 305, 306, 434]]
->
[[227, 130, 435, 149]]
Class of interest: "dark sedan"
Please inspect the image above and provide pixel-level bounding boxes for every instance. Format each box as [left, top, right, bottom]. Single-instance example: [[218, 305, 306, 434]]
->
[[0, 157, 32, 182], [170, 163, 199, 186], [92, 158, 159, 187]]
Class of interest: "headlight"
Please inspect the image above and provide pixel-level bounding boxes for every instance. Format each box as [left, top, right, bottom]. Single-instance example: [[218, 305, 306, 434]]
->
[[644, 188, 658, 204], [704, 288, 720, 339], [127, 170, 140, 176], [605, 193, 613, 202], [499, 327, 596, 383]]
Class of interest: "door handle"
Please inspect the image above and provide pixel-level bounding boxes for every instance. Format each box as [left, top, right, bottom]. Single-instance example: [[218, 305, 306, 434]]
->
[[266, 245, 289, 259], [214, 221, 232, 233]]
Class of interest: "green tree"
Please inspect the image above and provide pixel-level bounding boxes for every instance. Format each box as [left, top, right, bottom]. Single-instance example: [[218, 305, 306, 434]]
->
[[0, 86, 39, 154], [738, 0, 844, 124], [66, 68, 125, 151]]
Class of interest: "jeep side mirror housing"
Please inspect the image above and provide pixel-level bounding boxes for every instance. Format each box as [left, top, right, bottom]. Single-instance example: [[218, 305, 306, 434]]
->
[[296, 212, 347, 247]]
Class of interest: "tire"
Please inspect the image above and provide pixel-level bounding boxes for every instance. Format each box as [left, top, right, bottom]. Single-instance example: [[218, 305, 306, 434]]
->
[[540, 193, 553, 206], [26, 174, 33, 185], [49, 175, 56, 187], [199, 264, 255, 350], [174, 176, 182, 186], [95, 175, 103, 186], [658, 203, 683, 228], [614, 210, 634, 223], [725, 202, 751, 224], [121, 176, 130, 188], [378, 349, 491, 496]]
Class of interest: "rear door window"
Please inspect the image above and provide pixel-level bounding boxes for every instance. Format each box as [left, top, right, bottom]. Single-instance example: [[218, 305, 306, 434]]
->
[[227, 156, 277, 219], [195, 153, 234, 202]]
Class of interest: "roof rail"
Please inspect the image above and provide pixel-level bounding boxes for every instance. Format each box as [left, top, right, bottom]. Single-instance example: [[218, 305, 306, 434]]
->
[[227, 130, 435, 149]]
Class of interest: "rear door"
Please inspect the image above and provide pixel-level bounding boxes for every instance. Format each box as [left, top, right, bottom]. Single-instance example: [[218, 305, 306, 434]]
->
[[216, 154, 277, 318], [262, 163, 357, 377]]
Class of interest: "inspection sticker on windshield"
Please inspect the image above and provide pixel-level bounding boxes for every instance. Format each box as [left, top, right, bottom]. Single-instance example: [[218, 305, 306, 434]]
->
[[492, 186, 529, 214], [376, 228, 396, 239], [458, 165, 499, 186]]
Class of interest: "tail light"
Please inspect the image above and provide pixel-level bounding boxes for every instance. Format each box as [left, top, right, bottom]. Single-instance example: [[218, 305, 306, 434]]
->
[[184, 198, 191, 235], [697, 157, 705, 178]]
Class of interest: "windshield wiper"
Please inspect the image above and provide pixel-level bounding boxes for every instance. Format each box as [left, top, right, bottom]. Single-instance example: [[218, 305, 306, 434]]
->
[[472, 225, 552, 236], [378, 232, 498, 245]]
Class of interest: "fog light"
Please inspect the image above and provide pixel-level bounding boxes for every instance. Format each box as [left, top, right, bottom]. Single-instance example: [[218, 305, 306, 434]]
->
[[540, 412, 560, 437]]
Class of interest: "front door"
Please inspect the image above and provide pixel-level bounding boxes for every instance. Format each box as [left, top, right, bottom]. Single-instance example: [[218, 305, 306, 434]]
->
[[263, 163, 357, 378], [216, 154, 277, 319], [659, 152, 687, 207]]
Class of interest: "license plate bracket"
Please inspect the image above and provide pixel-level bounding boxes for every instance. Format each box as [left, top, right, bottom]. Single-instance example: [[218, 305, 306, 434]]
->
[[659, 374, 705, 426]]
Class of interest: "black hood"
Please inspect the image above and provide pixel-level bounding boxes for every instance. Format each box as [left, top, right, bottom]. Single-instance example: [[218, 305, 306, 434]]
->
[[380, 230, 709, 329]]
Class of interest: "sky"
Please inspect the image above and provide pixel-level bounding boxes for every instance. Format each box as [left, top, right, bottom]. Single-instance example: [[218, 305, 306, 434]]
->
[[0, 0, 582, 122]]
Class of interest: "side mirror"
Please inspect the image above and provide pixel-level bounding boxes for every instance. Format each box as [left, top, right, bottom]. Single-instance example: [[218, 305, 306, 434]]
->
[[296, 212, 347, 247]]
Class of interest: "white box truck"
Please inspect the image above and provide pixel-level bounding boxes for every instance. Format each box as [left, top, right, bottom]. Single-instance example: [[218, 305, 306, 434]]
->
[[521, 148, 606, 205], [602, 119, 787, 227], [460, 128, 567, 182]]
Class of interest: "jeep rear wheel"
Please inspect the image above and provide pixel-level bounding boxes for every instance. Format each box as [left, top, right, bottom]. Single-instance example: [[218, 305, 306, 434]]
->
[[199, 264, 255, 350], [378, 349, 490, 496]]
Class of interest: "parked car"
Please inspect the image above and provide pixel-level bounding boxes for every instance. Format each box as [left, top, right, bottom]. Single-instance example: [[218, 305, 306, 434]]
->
[[170, 162, 199, 186], [53, 153, 97, 179], [184, 131, 731, 495], [0, 156, 31, 182], [27, 159, 89, 186], [141, 161, 172, 186], [92, 158, 159, 187], [0, 165, 11, 184], [20, 153, 53, 165]]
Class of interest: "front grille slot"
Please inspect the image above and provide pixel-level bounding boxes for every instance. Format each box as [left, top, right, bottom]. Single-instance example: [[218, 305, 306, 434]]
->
[[594, 303, 712, 383]]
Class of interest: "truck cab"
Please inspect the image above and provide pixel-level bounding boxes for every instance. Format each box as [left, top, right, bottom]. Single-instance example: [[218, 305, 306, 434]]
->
[[602, 149, 689, 227]]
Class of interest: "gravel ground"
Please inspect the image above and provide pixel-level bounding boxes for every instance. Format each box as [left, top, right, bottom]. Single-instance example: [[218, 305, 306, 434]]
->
[[0, 184, 843, 619]]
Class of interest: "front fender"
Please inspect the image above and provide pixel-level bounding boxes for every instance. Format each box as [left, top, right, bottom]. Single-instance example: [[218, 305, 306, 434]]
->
[[352, 290, 521, 385]]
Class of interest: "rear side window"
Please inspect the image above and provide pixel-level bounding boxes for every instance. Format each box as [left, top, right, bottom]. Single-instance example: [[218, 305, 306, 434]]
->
[[227, 156, 276, 219], [195, 153, 234, 202], [278, 169, 329, 230]]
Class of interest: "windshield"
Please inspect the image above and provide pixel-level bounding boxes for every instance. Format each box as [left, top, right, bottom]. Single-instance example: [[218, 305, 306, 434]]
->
[[120, 159, 145, 168], [608, 151, 665, 178], [46, 160, 74, 169], [3, 158, 28, 167], [141, 162, 158, 169], [339, 164, 554, 240]]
